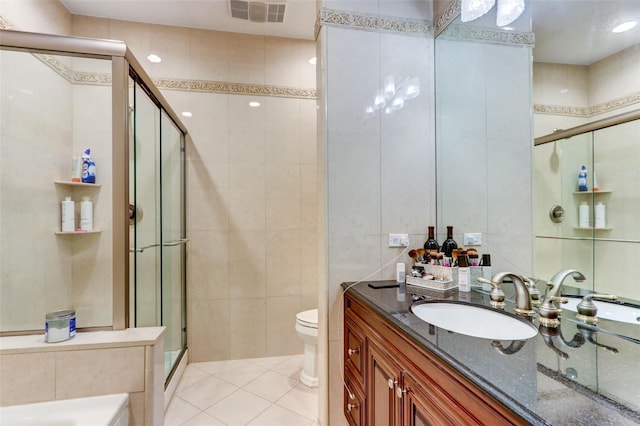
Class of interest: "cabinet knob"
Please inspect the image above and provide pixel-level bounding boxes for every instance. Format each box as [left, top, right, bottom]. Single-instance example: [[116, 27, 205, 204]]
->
[[396, 387, 406, 399], [348, 347, 360, 356], [347, 402, 358, 412], [388, 378, 397, 389]]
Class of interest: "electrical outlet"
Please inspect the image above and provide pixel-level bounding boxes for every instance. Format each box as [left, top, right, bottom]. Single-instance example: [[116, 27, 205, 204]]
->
[[389, 234, 410, 247], [463, 232, 482, 246]]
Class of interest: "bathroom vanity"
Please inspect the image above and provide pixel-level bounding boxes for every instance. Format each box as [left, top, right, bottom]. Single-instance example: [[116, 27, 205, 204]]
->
[[342, 281, 640, 425]]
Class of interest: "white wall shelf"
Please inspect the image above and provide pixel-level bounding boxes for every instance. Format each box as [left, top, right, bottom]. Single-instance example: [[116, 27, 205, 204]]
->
[[54, 180, 101, 188], [55, 230, 102, 235]]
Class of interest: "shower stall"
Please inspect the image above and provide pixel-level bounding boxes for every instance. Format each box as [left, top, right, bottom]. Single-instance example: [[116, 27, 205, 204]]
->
[[0, 29, 187, 383]]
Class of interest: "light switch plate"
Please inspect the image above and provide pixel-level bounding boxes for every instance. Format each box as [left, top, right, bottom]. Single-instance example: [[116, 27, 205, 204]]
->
[[389, 234, 410, 247], [463, 232, 482, 246]]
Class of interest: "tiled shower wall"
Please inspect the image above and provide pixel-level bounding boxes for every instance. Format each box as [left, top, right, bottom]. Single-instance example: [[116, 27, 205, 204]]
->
[[70, 17, 318, 362], [1, 0, 318, 361], [533, 44, 640, 138]]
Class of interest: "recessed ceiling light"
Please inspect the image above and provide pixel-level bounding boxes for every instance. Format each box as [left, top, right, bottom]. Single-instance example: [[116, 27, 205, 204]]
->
[[308, 57, 317, 65], [181, 111, 192, 117], [249, 101, 261, 108], [612, 21, 637, 33], [147, 54, 162, 63]]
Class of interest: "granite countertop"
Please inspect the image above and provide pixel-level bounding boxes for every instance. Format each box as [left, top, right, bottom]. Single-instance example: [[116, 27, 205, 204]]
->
[[343, 280, 640, 426]]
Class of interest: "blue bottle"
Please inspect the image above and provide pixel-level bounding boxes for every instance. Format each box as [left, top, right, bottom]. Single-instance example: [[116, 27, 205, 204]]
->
[[577, 165, 588, 192], [81, 149, 96, 184]]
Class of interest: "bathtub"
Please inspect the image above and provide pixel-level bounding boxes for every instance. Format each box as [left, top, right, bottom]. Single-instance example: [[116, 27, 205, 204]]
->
[[0, 393, 128, 426]]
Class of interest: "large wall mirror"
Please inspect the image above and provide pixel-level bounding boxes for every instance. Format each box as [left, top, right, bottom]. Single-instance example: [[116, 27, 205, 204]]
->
[[531, 1, 640, 302], [435, 0, 640, 300]]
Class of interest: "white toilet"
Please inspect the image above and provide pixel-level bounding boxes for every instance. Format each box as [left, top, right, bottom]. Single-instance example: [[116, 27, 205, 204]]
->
[[295, 308, 319, 388]]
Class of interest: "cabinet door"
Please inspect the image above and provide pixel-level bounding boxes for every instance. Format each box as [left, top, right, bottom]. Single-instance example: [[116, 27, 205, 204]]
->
[[368, 340, 402, 426], [401, 372, 479, 426]]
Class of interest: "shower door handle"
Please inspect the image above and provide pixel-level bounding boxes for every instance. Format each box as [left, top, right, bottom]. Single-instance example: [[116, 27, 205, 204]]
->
[[162, 238, 190, 247], [129, 243, 160, 253]]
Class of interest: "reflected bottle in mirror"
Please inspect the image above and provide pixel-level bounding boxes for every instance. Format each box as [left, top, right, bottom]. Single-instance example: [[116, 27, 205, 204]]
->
[[440, 226, 458, 258]]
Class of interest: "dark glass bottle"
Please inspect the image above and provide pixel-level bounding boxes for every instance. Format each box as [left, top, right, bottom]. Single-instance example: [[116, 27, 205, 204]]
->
[[440, 226, 458, 257], [423, 226, 439, 253]]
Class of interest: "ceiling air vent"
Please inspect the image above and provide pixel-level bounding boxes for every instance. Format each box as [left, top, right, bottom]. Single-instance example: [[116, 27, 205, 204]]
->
[[230, 0, 285, 23]]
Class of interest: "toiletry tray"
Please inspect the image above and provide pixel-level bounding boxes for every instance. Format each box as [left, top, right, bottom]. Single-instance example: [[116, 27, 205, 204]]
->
[[406, 275, 457, 291]]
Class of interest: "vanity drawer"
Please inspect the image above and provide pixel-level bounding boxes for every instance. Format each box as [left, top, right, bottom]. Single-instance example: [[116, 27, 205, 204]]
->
[[344, 313, 365, 384], [344, 370, 366, 426]]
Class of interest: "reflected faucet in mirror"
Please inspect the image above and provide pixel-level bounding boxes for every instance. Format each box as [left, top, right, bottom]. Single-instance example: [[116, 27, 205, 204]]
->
[[546, 269, 586, 301], [491, 339, 527, 355]]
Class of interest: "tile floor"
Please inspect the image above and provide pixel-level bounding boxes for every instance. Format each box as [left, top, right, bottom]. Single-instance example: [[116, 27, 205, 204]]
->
[[165, 354, 318, 426]]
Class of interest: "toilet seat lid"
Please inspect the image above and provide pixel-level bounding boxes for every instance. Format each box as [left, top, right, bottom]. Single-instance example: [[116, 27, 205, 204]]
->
[[296, 309, 318, 328]]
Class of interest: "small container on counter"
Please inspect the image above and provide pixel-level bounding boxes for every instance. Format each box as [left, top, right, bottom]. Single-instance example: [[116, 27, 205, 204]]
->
[[45, 309, 76, 343]]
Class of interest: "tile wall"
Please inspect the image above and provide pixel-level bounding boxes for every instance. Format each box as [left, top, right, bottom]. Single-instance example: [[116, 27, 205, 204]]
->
[[0, 48, 113, 331], [533, 44, 640, 138], [1, 1, 317, 361], [317, 3, 435, 424], [70, 17, 318, 361]]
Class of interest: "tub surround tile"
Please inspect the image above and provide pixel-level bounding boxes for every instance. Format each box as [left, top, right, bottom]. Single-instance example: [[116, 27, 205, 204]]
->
[[55, 346, 145, 399], [0, 352, 55, 406]]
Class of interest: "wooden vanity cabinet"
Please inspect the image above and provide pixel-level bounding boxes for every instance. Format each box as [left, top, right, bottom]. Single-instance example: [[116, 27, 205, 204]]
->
[[344, 292, 528, 426]]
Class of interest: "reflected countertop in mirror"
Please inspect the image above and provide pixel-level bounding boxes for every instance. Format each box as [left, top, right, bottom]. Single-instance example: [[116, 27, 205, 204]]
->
[[343, 280, 640, 425]]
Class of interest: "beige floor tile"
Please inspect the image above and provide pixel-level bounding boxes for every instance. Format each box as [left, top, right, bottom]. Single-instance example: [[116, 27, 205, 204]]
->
[[215, 362, 268, 387], [271, 354, 304, 379], [246, 404, 314, 426], [181, 412, 227, 426], [206, 389, 272, 425], [176, 365, 211, 392], [243, 371, 299, 402], [164, 396, 201, 426], [192, 359, 245, 375], [177, 375, 239, 410], [246, 355, 292, 369], [276, 383, 319, 421]]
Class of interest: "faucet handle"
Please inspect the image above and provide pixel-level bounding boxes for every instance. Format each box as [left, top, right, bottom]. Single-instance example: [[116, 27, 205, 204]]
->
[[550, 296, 568, 305], [477, 277, 505, 308], [576, 294, 617, 324]]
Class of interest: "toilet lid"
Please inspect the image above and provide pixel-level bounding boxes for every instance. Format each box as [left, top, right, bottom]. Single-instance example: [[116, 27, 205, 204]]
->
[[296, 309, 318, 328]]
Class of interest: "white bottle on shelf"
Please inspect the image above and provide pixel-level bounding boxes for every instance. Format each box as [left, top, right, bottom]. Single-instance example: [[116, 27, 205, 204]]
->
[[80, 196, 93, 231], [579, 201, 589, 228], [595, 202, 606, 229], [61, 196, 75, 232]]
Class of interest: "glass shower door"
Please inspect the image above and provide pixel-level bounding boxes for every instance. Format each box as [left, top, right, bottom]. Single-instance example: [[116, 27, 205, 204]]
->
[[131, 80, 186, 382], [160, 110, 186, 380]]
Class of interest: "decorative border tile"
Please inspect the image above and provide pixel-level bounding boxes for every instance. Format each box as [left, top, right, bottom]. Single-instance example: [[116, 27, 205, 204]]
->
[[435, 0, 460, 35], [152, 78, 317, 99], [535, 92, 640, 118], [439, 23, 535, 47], [0, 23, 316, 99], [316, 7, 433, 39]]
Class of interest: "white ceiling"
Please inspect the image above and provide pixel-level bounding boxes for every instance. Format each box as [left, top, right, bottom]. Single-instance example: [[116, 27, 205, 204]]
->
[[60, 0, 318, 40], [60, 0, 640, 64]]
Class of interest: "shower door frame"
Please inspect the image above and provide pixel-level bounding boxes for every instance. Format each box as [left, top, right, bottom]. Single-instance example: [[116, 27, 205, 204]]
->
[[0, 30, 189, 358]]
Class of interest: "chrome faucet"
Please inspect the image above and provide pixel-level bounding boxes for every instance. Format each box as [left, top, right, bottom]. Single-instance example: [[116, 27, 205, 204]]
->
[[546, 269, 586, 300], [490, 272, 534, 316]]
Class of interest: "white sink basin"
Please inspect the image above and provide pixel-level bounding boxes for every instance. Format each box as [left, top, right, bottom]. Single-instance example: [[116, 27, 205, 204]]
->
[[411, 302, 538, 340], [561, 298, 640, 325]]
